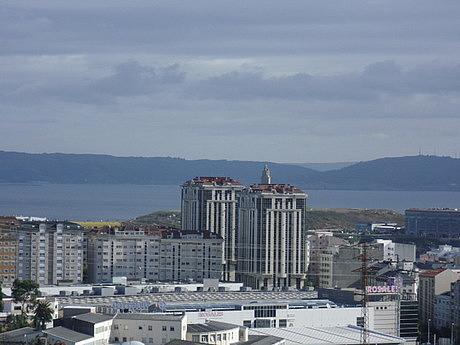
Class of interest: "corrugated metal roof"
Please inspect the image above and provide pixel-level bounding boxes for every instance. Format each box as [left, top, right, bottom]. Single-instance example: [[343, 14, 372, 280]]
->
[[249, 325, 405, 345]]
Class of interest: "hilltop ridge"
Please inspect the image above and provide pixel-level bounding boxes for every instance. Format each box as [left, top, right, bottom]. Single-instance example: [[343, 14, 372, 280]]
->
[[0, 151, 459, 191]]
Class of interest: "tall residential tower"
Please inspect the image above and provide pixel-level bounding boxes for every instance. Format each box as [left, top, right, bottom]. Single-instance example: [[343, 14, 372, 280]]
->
[[181, 177, 244, 281], [237, 183, 308, 290]]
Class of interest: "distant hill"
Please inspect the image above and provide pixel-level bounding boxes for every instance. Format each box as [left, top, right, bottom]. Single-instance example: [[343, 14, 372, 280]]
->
[[292, 162, 355, 171], [0, 151, 318, 186], [312, 155, 460, 191], [0, 151, 459, 191]]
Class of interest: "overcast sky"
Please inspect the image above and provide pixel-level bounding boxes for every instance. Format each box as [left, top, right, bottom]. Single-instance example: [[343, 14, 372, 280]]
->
[[1, 1, 460, 163]]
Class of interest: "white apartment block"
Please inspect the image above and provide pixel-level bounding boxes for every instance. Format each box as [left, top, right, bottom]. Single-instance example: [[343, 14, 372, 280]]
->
[[181, 177, 244, 281], [87, 229, 223, 284], [237, 184, 308, 290], [16, 222, 84, 285]]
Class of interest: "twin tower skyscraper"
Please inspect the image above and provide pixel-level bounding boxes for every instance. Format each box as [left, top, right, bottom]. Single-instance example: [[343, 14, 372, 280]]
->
[[180, 165, 309, 290]]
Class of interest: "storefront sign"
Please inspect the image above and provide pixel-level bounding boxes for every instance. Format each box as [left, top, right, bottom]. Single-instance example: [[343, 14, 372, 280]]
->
[[365, 285, 399, 294]]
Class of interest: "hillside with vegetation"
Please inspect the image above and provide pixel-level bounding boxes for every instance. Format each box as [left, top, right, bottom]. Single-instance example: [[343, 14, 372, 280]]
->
[[305, 208, 404, 231], [133, 208, 404, 231], [133, 210, 181, 228]]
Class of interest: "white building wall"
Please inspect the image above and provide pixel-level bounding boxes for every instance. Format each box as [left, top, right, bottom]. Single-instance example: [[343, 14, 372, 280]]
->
[[187, 326, 240, 345], [110, 317, 186, 345], [368, 301, 399, 337], [93, 319, 113, 345], [183, 307, 374, 330]]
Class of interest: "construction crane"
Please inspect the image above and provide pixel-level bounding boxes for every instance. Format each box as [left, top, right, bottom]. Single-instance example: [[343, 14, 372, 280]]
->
[[359, 242, 370, 345]]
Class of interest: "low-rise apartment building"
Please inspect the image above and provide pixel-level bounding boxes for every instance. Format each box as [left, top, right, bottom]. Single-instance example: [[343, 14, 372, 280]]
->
[[16, 221, 84, 285], [88, 228, 223, 283], [418, 268, 460, 327], [0, 233, 17, 285]]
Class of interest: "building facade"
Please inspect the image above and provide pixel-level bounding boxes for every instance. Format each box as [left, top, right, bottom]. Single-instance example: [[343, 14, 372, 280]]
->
[[237, 184, 308, 290], [181, 177, 244, 281], [406, 208, 460, 237], [16, 221, 84, 285], [306, 231, 349, 287], [418, 268, 460, 326], [0, 233, 17, 285], [110, 313, 186, 345], [88, 229, 223, 284]]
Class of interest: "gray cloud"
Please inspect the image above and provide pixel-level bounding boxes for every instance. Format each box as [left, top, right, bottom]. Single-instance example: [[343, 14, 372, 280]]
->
[[1, 1, 460, 162], [3, 59, 460, 106], [191, 61, 460, 102]]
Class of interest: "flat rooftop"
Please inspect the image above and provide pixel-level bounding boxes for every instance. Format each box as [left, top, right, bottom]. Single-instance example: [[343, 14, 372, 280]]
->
[[184, 177, 243, 187], [250, 325, 405, 345], [115, 313, 184, 321], [151, 299, 336, 312], [73, 312, 114, 323], [249, 184, 305, 194], [44, 326, 93, 342], [188, 321, 239, 333], [58, 291, 318, 308]]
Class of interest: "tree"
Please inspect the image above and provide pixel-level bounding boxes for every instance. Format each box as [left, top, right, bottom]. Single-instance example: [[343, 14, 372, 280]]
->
[[33, 300, 53, 330], [11, 279, 39, 314], [5, 313, 29, 330]]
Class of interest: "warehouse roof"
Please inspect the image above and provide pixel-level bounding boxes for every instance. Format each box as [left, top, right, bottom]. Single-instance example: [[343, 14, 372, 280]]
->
[[58, 291, 318, 308], [44, 326, 92, 342], [249, 325, 405, 345]]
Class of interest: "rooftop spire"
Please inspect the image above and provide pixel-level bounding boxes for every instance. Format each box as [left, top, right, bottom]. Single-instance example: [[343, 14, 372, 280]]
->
[[261, 163, 272, 184]]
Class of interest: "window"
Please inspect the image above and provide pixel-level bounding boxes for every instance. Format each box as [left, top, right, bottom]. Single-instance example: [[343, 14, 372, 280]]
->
[[279, 319, 287, 328], [192, 335, 200, 342], [162, 326, 167, 331], [148, 325, 153, 331], [170, 326, 175, 331], [243, 320, 252, 328], [201, 335, 209, 342], [139, 326, 143, 330], [114, 325, 119, 330]]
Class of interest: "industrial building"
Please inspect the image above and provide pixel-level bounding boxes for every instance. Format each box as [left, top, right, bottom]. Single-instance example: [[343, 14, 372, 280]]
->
[[406, 208, 460, 237], [249, 325, 405, 345]]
